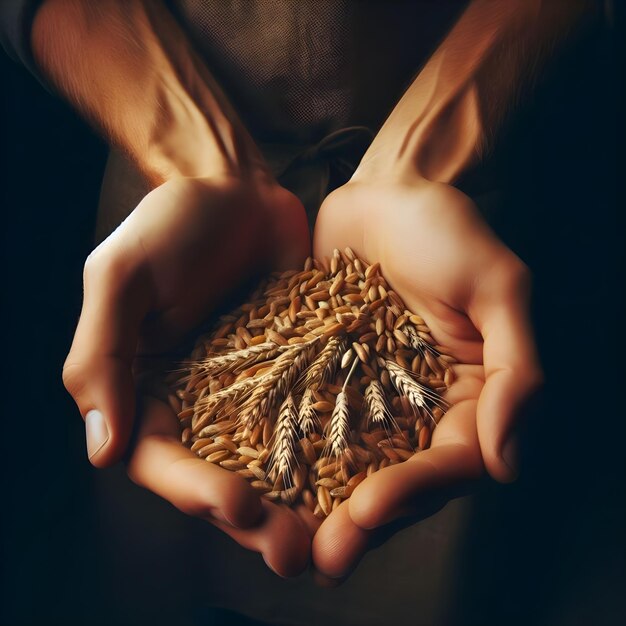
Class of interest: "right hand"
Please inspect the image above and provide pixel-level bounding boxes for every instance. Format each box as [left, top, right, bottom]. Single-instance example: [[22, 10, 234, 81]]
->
[[63, 174, 313, 576]]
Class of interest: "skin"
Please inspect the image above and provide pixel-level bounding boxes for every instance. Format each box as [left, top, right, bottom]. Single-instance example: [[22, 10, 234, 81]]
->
[[304, 0, 590, 578], [311, 175, 542, 578], [61, 175, 314, 577], [31, 0, 591, 581], [33, 0, 314, 574]]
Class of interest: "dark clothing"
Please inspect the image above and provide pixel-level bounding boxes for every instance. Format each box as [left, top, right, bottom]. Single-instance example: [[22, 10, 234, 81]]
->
[[166, 0, 466, 143], [0, 0, 42, 79], [1, 0, 466, 143], [0, 0, 468, 217]]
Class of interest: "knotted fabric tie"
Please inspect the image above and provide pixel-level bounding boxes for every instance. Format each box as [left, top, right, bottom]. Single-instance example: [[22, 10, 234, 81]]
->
[[261, 125, 375, 226]]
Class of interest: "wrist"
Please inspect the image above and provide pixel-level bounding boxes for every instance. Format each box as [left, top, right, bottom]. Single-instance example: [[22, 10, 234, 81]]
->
[[32, 0, 271, 187], [353, 73, 485, 187], [142, 91, 270, 186]]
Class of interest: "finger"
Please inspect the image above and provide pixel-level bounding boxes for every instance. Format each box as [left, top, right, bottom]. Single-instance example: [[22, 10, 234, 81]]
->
[[127, 396, 263, 530], [348, 399, 483, 531], [312, 500, 372, 579], [130, 398, 310, 577], [212, 500, 311, 578], [313, 497, 452, 582], [63, 246, 153, 467], [471, 264, 544, 482]]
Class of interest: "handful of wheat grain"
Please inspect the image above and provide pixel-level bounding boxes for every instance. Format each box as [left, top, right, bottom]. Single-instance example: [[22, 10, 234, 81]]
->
[[166, 248, 455, 519]]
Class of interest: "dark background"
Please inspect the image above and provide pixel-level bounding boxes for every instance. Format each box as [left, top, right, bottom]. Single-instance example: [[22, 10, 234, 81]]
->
[[1, 6, 624, 626]]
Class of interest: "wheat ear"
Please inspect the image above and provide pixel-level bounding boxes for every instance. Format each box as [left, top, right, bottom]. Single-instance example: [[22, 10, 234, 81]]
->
[[193, 342, 287, 377], [240, 339, 317, 427], [298, 388, 320, 436], [300, 335, 345, 391], [384, 359, 448, 426], [325, 391, 351, 458], [191, 376, 258, 433], [364, 380, 391, 428], [323, 356, 359, 458], [403, 324, 439, 356], [266, 394, 299, 487]]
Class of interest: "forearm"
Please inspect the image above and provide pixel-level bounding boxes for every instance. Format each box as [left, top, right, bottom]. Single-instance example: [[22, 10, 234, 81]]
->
[[355, 0, 593, 184], [32, 0, 268, 185]]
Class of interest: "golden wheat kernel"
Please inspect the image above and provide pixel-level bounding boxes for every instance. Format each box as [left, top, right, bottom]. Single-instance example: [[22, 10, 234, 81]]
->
[[163, 249, 456, 516]]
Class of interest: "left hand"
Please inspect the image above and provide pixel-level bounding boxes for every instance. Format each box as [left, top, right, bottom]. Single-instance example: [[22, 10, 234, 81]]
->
[[63, 175, 314, 577], [310, 174, 543, 580]]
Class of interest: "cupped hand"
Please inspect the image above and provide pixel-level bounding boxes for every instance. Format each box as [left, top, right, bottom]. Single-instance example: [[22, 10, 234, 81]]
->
[[311, 174, 543, 579], [126, 395, 314, 577], [62, 174, 313, 574]]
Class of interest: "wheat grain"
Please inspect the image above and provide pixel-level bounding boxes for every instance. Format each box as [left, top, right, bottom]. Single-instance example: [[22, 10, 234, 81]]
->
[[165, 248, 456, 517]]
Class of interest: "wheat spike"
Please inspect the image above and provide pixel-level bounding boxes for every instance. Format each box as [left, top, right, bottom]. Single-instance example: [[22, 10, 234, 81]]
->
[[194, 342, 287, 377], [325, 391, 351, 458], [322, 355, 358, 458], [300, 335, 346, 390], [191, 376, 258, 433], [298, 388, 320, 436], [266, 394, 299, 487], [275, 340, 317, 397], [364, 380, 391, 428], [403, 324, 439, 356], [240, 339, 317, 427], [384, 359, 448, 426]]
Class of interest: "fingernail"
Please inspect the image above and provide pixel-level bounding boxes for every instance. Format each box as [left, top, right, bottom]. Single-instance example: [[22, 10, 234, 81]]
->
[[85, 409, 109, 459], [501, 434, 520, 481]]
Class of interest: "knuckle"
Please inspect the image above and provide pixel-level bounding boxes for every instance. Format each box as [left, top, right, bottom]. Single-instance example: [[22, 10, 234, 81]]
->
[[526, 365, 545, 395], [61, 359, 89, 399], [83, 248, 115, 283], [82, 244, 107, 282], [498, 256, 531, 289]]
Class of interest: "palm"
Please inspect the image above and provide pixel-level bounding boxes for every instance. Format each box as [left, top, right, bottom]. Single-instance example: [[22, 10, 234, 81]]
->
[[310, 178, 540, 579], [105, 177, 310, 353], [316, 179, 509, 360]]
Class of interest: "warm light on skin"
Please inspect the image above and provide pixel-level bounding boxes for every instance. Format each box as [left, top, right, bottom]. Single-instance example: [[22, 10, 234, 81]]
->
[[32, 0, 270, 185], [354, 0, 591, 186], [29, 0, 592, 581]]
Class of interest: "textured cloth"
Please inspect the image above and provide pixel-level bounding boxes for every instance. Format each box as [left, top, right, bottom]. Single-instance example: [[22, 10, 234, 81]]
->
[[167, 0, 467, 144], [1, 0, 467, 145]]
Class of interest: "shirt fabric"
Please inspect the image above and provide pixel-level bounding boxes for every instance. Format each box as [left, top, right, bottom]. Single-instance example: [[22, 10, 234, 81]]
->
[[1, 0, 466, 138]]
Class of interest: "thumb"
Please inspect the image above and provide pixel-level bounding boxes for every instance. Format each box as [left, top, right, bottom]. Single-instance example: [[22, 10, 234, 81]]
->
[[471, 260, 544, 483], [63, 248, 153, 467]]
